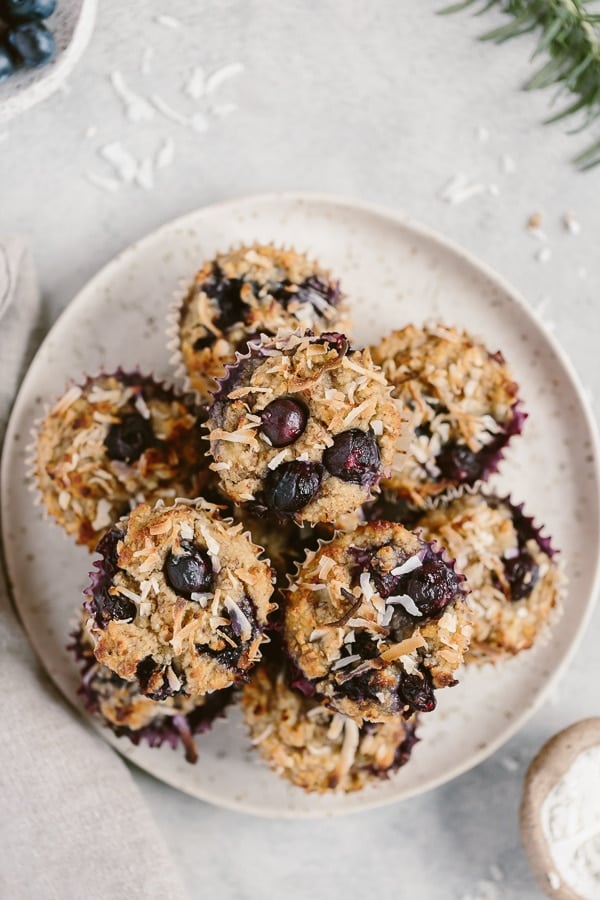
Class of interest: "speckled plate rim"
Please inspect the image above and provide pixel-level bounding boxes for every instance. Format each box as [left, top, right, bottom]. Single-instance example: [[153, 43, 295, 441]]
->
[[2, 191, 600, 819]]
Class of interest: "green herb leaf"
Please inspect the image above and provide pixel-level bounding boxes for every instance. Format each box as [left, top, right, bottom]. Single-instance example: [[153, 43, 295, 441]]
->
[[439, 0, 600, 169]]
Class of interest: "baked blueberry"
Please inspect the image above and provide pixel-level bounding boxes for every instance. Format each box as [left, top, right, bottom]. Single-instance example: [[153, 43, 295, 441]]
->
[[260, 397, 308, 447], [104, 411, 154, 463], [399, 670, 436, 713], [263, 461, 323, 513], [165, 541, 213, 597], [323, 429, 380, 485], [504, 550, 539, 601]]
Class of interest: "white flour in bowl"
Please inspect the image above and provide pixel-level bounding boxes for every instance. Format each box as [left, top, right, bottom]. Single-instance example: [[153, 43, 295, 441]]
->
[[541, 745, 600, 899]]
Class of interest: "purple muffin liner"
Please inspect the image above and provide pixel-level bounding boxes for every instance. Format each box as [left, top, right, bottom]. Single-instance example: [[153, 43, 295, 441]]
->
[[68, 625, 234, 764]]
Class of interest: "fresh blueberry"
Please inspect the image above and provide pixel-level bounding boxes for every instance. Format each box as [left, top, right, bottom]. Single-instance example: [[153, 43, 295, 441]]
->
[[165, 541, 213, 597], [399, 669, 436, 713], [6, 22, 55, 68], [260, 397, 308, 447], [436, 441, 483, 483], [323, 429, 380, 485], [0, 45, 15, 81], [504, 551, 539, 601], [104, 411, 154, 463], [0, 0, 56, 23], [403, 558, 460, 617], [263, 461, 323, 513]]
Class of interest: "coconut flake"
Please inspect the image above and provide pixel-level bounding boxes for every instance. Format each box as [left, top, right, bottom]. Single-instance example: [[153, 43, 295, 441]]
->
[[267, 448, 289, 470], [309, 628, 329, 642], [58, 490, 71, 510], [224, 596, 252, 641], [91, 498, 113, 532], [318, 556, 336, 580], [185, 66, 206, 100], [155, 138, 175, 171], [332, 654, 361, 671], [54, 386, 82, 414], [206, 62, 244, 93], [371, 419, 383, 436], [100, 142, 139, 184], [536, 246, 552, 264], [166, 667, 182, 692], [176, 522, 192, 542], [134, 393, 151, 419], [382, 605, 394, 627], [335, 718, 360, 777], [327, 713, 345, 741], [110, 71, 155, 123], [391, 554, 423, 577], [252, 724, 274, 745], [198, 523, 220, 557], [386, 593, 423, 617], [563, 212, 581, 236], [117, 585, 142, 604], [359, 571, 374, 604], [341, 399, 374, 429], [155, 14, 182, 28]]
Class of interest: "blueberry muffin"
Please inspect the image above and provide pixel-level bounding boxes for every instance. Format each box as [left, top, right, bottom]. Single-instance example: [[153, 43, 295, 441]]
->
[[69, 616, 233, 763], [33, 372, 210, 551], [284, 522, 471, 723], [370, 324, 525, 507], [417, 492, 563, 662], [85, 499, 275, 698], [172, 243, 349, 402], [242, 663, 418, 793], [207, 332, 403, 525]]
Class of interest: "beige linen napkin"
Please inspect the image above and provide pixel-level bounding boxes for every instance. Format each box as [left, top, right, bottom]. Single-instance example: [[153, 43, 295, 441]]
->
[[0, 240, 187, 900]]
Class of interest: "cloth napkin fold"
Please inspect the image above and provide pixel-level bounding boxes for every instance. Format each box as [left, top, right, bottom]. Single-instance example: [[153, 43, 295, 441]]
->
[[0, 240, 188, 900]]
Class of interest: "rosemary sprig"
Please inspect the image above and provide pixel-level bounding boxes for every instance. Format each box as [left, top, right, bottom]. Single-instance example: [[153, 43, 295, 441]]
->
[[439, 1, 600, 169]]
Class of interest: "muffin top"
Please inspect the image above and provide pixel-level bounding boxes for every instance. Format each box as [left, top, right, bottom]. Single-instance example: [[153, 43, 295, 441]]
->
[[284, 521, 472, 722], [207, 332, 403, 525], [370, 324, 523, 506], [176, 243, 349, 402], [417, 492, 563, 662], [242, 663, 418, 793], [34, 372, 210, 550], [86, 499, 275, 698]]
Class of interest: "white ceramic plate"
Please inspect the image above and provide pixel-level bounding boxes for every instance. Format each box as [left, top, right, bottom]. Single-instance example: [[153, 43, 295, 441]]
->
[[3, 193, 599, 819], [0, 0, 97, 124]]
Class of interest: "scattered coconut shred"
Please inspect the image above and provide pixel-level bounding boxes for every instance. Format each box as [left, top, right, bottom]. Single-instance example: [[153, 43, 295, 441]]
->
[[541, 745, 600, 899]]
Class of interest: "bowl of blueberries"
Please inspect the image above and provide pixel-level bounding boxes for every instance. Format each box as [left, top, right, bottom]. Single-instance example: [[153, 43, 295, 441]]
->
[[0, 0, 96, 123]]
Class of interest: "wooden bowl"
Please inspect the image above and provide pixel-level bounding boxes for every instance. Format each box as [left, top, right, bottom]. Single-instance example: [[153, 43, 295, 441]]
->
[[520, 718, 600, 899]]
